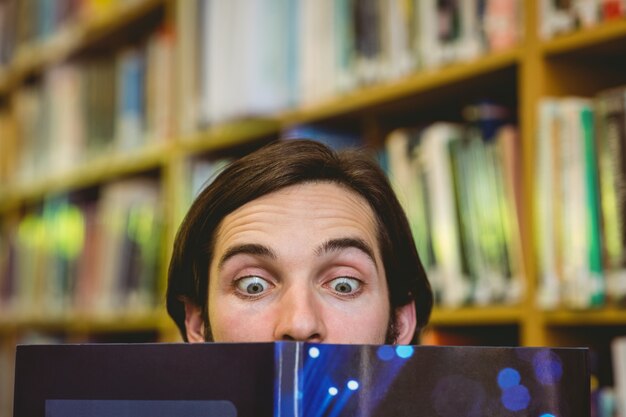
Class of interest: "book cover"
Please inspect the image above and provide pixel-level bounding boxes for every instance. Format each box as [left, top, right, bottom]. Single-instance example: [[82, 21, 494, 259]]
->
[[14, 342, 589, 417]]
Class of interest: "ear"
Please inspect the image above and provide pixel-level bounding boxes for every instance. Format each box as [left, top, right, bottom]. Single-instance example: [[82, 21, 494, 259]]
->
[[394, 301, 417, 345], [184, 301, 205, 343]]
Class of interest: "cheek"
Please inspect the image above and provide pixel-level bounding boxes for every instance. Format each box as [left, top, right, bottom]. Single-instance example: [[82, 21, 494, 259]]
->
[[325, 299, 390, 343], [208, 300, 275, 342]]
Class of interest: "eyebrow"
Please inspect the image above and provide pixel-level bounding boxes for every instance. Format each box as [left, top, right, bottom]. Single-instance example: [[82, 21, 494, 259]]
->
[[315, 237, 378, 268], [217, 237, 378, 271], [217, 243, 278, 271]]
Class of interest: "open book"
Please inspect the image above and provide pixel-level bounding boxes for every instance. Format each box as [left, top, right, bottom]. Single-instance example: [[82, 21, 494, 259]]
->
[[14, 342, 589, 417]]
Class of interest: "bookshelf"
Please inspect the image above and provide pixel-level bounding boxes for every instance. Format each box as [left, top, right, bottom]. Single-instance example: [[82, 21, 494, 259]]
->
[[1, 0, 626, 415]]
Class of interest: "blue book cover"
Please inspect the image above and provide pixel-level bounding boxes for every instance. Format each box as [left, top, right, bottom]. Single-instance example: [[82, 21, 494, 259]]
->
[[14, 342, 589, 417]]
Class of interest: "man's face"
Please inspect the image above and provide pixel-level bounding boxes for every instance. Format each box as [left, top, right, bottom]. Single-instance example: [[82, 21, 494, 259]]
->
[[185, 182, 415, 344]]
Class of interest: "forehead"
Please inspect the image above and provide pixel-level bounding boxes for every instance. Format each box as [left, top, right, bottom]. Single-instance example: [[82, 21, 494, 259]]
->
[[214, 182, 381, 254]]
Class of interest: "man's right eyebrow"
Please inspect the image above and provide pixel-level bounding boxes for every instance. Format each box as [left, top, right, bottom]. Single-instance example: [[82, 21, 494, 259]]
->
[[217, 243, 277, 271]]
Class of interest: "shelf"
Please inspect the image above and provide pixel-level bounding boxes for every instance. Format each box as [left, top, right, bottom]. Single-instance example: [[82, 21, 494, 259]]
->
[[541, 19, 626, 57], [429, 306, 524, 326], [0, 68, 9, 96], [0, 0, 165, 94], [180, 118, 281, 155], [0, 310, 171, 334], [280, 48, 522, 125], [543, 308, 626, 326], [0, 142, 172, 212]]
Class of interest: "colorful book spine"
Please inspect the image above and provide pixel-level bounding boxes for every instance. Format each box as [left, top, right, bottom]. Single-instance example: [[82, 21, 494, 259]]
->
[[596, 86, 626, 306]]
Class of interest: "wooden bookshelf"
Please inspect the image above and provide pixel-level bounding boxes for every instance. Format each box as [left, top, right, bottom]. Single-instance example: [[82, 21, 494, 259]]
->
[[430, 306, 523, 326], [540, 18, 626, 56], [0, 0, 166, 93], [280, 48, 522, 125], [0, 142, 172, 214], [180, 118, 281, 154], [543, 308, 626, 326], [0, 311, 170, 333], [0, 5, 625, 409]]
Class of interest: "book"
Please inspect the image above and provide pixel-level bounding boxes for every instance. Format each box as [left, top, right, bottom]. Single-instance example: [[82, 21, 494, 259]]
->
[[419, 123, 470, 307], [282, 124, 364, 150], [196, 0, 295, 125], [115, 46, 146, 151], [95, 178, 162, 315], [384, 114, 523, 308], [595, 86, 626, 306], [535, 99, 561, 309], [535, 98, 606, 309], [13, 342, 590, 417], [144, 26, 174, 143], [483, 0, 521, 51], [559, 99, 604, 308], [613, 337, 626, 417], [1, 179, 163, 319], [385, 128, 435, 284]]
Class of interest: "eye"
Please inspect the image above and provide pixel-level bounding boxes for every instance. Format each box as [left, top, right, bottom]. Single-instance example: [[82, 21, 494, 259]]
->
[[235, 276, 272, 296], [328, 277, 361, 295]]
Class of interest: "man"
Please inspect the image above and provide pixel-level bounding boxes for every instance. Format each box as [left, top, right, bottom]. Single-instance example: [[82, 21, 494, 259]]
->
[[166, 139, 432, 344]]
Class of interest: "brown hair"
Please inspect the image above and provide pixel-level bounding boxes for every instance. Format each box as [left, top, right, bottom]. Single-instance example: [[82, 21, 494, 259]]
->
[[166, 139, 432, 343]]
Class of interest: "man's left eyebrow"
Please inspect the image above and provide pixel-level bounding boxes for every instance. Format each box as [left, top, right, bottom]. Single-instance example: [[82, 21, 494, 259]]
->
[[315, 237, 378, 267]]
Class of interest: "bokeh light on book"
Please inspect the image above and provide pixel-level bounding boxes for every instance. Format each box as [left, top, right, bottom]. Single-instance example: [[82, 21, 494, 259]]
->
[[533, 350, 564, 385], [376, 345, 395, 361], [497, 367, 521, 389], [395, 345, 414, 359], [308, 347, 320, 359], [501, 384, 531, 411], [346, 380, 359, 391]]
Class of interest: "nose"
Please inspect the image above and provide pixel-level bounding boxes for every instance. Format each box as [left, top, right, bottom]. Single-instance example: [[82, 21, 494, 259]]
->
[[273, 285, 325, 342]]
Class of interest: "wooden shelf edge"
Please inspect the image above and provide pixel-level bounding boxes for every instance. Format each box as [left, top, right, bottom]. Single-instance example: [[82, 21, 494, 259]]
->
[[280, 48, 522, 125], [0, 142, 172, 209], [179, 118, 281, 154], [429, 306, 524, 326], [543, 308, 626, 326], [82, 0, 165, 36], [541, 19, 626, 56], [0, 311, 171, 333]]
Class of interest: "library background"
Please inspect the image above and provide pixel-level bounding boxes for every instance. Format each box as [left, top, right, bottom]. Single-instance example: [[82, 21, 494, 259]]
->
[[1, 0, 626, 415]]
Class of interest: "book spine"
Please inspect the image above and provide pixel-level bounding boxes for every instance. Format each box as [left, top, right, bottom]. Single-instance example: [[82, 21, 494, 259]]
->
[[421, 123, 469, 307], [581, 104, 605, 306], [535, 99, 560, 308], [274, 342, 303, 417], [596, 87, 626, 305]]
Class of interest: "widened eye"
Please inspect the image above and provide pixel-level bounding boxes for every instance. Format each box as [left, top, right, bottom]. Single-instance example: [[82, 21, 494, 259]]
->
[[236, 276, 271, 296], [328, 277, 361, 295]]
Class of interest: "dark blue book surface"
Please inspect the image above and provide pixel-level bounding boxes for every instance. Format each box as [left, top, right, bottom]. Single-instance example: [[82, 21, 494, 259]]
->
[[14, 343, 589, 417]]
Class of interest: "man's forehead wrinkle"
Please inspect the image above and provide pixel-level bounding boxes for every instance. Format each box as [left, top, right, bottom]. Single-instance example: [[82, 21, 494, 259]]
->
[[213, 182, 382, 262], [215, 207, 285, 245]]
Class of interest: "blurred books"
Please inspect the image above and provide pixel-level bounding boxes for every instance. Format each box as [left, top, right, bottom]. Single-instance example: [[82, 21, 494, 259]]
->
[[0, 178, 163, 319], [541, 0, 626, 39], [177, 0, 523, 131], [535, 87, 626, 309], [384, 102, 524, 308]]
